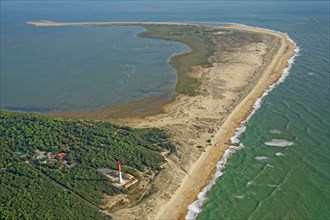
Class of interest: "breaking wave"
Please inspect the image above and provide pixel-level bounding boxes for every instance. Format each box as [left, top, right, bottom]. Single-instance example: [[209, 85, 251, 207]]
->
[[265, 139, 293, 147], [185, 29, 300, 220], [246, 181, 255, 186], [255, 156, 270, 161], [235, 195, 245, 199], [275, 152, 286, 157]]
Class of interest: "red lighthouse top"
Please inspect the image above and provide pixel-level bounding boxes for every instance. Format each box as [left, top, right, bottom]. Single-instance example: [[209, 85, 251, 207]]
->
[[117, 161, 121, 172]]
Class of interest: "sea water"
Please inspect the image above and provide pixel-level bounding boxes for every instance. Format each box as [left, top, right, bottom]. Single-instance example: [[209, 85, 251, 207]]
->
[[1, 1, 329, 219], [1, 1, 188, 111]]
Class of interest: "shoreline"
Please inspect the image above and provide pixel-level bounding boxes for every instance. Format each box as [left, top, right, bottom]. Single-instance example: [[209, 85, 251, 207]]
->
[[27, 21, 296, 219], [185, 33, 300, 219], [27, 21, 215, 120], [159, 27, 296, 220]]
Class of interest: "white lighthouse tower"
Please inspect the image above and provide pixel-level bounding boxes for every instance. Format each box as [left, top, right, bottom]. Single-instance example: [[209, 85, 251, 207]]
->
[[117, 161, 123, 184]]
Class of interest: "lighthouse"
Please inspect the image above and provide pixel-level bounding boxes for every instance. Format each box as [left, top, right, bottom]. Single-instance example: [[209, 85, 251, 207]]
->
[[117, 161, 123, 184]]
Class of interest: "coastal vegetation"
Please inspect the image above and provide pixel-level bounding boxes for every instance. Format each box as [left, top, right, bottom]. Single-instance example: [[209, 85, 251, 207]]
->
[[140, 25, 214, 96], [0, 110, 175, 219]]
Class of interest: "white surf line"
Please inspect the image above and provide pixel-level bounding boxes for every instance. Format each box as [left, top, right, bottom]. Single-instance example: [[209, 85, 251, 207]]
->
[[185, 29, 300, 220]]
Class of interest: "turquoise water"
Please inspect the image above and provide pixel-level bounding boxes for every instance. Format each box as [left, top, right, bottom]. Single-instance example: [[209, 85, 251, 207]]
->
[[1, 1, 329, 219]]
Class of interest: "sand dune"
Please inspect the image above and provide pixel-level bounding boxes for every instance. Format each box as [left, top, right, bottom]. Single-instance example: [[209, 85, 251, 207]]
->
[[28, 21, 296, 219]]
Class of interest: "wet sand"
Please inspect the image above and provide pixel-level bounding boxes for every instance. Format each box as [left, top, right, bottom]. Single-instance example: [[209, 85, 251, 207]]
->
[[28, 21, 296, 219]]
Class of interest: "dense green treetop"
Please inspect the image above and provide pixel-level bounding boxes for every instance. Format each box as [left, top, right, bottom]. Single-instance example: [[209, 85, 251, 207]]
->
[[0, 111, 175, 219]]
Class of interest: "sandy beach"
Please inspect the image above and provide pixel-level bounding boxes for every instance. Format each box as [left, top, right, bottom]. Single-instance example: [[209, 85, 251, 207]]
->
[[28, 21, 296, 219], [112, 24, 295, 220], [152, 26, 295, 220]]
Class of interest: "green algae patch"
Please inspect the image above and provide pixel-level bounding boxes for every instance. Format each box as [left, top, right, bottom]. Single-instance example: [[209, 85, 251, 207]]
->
[[139, 25, 214, 96]]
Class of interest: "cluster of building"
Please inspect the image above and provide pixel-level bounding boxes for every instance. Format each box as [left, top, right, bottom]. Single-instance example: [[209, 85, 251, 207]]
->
[[17, 150, 76, 169]]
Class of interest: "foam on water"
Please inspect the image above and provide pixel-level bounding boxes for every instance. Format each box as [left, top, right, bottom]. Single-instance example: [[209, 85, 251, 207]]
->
[[275, 152, 286, 157], [269, 129, 282, 134], [246, 181, 255, 186], [255, 156, 270, 161], [265, 139, 293, 147], [235, 195, 245, 199], [185, 30, 300, 220], [266, 164, 275, 168]]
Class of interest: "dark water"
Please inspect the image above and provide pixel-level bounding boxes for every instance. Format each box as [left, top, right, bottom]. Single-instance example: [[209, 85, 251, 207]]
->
[[1, 1, 329, 219]]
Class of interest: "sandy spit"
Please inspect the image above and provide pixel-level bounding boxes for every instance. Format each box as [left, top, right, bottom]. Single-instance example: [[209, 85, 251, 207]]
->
[[28, 21, 296, 220], [109, 24, 295, 220], [158, 26, 295, 220], [156, 26, 295, 220]]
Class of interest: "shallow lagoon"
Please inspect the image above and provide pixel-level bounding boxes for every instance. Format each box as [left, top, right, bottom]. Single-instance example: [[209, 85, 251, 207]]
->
[[1, 7, 188, 111], [1, 1, 329, 219]]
